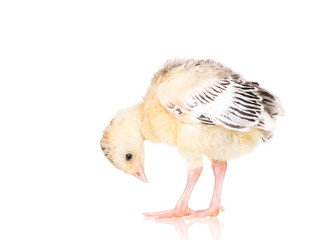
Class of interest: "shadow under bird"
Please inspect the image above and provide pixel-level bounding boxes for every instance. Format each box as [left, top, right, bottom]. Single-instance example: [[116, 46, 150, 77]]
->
[[100, 59, 284, 218]]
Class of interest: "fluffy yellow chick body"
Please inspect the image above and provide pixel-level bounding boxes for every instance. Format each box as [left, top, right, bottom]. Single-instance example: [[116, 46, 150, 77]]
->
[[101, 59, 283, 218]]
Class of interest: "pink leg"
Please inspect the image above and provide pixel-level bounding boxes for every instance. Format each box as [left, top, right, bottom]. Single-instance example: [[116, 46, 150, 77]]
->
[[191, 161, 227, 217], [143, 166, 202, 218]]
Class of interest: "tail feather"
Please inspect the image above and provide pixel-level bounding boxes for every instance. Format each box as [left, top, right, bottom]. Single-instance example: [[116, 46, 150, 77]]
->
[[257, 87, 284, 141], [258, 87, 285, 118]]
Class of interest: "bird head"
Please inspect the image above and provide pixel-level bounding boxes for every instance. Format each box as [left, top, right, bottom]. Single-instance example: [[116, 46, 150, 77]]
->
[[100, 104, 148, 182]]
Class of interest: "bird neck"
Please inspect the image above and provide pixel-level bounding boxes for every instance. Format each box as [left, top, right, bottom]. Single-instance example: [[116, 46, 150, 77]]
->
[[128, 102, 145, 140], [140, 93, 177, 146]]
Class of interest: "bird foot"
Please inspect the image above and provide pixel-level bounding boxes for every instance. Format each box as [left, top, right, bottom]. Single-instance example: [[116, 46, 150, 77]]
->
[[190, 205, 224, 218], [143, 206, 194, 219]]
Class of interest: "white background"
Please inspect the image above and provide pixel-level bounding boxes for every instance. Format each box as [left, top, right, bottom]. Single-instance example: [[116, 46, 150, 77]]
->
[[1, 0, 331, 239]]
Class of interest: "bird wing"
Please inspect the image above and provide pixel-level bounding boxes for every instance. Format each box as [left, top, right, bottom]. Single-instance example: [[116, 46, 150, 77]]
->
[[157, 74, 275, 132]]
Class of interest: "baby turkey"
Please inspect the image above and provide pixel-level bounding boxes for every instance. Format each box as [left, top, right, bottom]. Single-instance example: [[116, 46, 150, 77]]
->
[[100, 59, 284, 218]]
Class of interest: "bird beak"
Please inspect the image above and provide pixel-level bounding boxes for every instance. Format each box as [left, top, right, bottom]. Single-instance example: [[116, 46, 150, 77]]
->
[[134, 162, 148, 183]]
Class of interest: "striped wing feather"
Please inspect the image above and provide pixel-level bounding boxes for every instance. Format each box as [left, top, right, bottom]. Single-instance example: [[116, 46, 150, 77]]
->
[[157, 76, 276, 132]]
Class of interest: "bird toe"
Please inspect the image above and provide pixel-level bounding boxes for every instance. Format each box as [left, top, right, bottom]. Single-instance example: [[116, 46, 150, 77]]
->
[[190, 206, 224, 218], [143, 207, 193, 219]]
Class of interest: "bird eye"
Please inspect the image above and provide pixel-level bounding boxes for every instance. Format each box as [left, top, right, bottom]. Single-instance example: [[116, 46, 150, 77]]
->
[[125, 153, 133, 161]]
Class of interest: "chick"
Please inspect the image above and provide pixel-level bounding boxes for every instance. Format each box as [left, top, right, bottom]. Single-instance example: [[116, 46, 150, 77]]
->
[[100, 59, 284, 218]]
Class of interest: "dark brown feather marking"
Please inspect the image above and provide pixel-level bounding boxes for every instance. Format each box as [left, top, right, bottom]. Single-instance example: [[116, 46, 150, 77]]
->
[[231, 74, 240, 79], [220, 120, 245, 129], [236, 91, 260, 100], [214, 84, 226, 91], [197, 114, 215, 125], [234, 100, 261, 111], [167, 103, 175, 109], [195, 95, 205, 104], [234, 97, 261, 107], [203, 91, 214, 101], [229, 106, 258, 118], [219, 80, 230, 85], [211, 85, 223, 93], [234, 86, 256, 91], [228, 110, 256, 122], [199, 94, 209, 103], [206, 88, 218, 97], [262, 99, 273, 103], [259, 91, 276, 100], [175, 108, 183, 114]]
